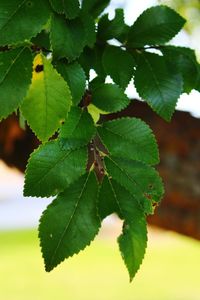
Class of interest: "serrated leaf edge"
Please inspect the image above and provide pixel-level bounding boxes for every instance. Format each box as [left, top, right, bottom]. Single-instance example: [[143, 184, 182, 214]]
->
[[38, 172, 101, 272], [98, 116, 160, 165], [23, 140, 88, 198]]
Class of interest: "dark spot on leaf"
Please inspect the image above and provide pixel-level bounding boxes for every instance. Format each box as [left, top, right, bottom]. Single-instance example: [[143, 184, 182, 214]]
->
[[35, 64, 44, 73], [26, 1, 33, 7]]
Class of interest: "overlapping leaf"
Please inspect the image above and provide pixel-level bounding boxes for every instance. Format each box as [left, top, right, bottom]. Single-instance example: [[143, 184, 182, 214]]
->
[[24, 140, 87, 197], [98, 118, 159, 165], [21, 53, 72, 142], [82, 0, 110, 18], [39, 172, 100, 271], [92, 84, 130, 113], [55, 60, 86, 105], [102, 46, 135, 89], [98, 9, 128, 41], [134, 52, 183, 121], [59, 107, 95, 149], [98, 177, 147, 281], [50, 14, 86, 61], [49, 0, 80, 19], [0, 47, 32, 120], [161, 46, 199, 93], [0, 0, 51, 45], [104, 156, 164, 214], [127, 5, 185, 47]]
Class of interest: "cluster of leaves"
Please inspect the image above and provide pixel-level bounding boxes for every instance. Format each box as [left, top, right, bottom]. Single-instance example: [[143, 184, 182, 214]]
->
[[0, 0, 199, 281]]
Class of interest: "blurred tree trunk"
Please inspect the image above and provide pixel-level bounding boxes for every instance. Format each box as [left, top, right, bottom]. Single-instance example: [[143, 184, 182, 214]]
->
[[0, 101, 200, 239]]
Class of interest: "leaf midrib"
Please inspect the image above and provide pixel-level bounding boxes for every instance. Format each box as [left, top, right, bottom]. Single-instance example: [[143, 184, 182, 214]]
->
[[49, 173, 90, 267]]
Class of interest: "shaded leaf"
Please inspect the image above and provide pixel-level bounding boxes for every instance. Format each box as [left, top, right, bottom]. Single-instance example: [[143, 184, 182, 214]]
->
[[92, 84, 130, 113], [82, 0, 110, 18], [161, 46, 199, 94], [50, 14, 86, 61], [0, 0, 51, 45], [49, 0, 80, 19], [0, 47, 32, 120], [55, 60, 86, 105], [134, 52, 183, 121], [105, 156, 164, 214], [102, 46, 135, 89], [59, 107, 96, 149], [98, 9, 128, 42]]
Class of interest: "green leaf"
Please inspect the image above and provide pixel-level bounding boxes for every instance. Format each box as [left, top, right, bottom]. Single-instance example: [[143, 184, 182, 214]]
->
[[161, 46, 199, 94], [105, 156, 164, 214], [39, 172, 100, 272], [98, 9, 128, 41], [102, 46, 135, 89], [59, 107, 96, 149], [97, 117, 159, 165], [55, 60, 86, 105], [127, 5, 186, 48], [0, 0, 51, 45], [81, 13, 96, 48], [118, 219, 147, 282], [99, 178, 147, 281], [82, 0, 110, 18], [31, 29, 51, 50], [21, 53, 72, 142], [0, 47, 32, 120], [98, 176, 120, 220], [92, 84, 130, 113], [134, 52, 183, 121], [49, 0, 80, 19], [50, 14, 86, 61], [24, 140, 87, 197], [78, 46, 106, 79]]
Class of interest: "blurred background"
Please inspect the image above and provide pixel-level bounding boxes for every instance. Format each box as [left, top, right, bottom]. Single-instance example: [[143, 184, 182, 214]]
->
[[0, 1, 200, 299]]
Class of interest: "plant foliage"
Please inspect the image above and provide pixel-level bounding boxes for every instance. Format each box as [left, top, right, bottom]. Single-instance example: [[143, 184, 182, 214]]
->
[[0, 0, 199, 281]]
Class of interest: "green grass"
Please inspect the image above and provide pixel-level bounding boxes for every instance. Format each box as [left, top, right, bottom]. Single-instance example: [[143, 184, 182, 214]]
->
[[0, 228, 200, 300]]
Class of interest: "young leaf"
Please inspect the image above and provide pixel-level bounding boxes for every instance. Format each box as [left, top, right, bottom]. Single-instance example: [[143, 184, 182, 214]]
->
[[24, 140, 87, 197], [0, 0, 51, 45], [97, 117, 159, 165], [127, 5, 186, 48], [21, 53, 72, 142], [161, 46, 199, 94], [0, 47, 32, 121], [49, 0, 80, 19], [134, 52, 183, 121], [82, 0, 110, 18], [92, 84, 130, 113], [105, 156, 164, 214], [55, 60, 86, 105], [39, 172, 100, 272], [59, 107, 96, 149], [50, 14, 86, 61], [102, 46, 135, 89]]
